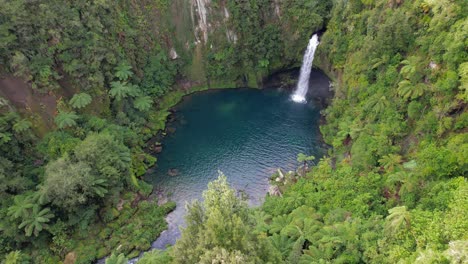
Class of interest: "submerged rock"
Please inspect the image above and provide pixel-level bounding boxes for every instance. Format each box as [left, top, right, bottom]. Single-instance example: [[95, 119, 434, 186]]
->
[[168, 168, 179, 177]]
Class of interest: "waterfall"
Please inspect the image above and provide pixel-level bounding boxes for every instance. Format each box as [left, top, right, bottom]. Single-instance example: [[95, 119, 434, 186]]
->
[[291, 34, 320, 103], [192, 0, 210, 43], [223, 7, 238, 43]]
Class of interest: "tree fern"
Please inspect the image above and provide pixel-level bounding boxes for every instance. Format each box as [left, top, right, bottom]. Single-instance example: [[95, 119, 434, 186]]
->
[[133, 96, 153, 111], [55, 111, 79, 129], [7, 195, 34, 219], [18, 205, 54, 237], [386, 206, 411, 233], [269, 234, 295, 259], [69, 92, 92, 109], [114, 63, 133, 81], [269, 214, 292, 234], [398, 80, 425, 100], [378, 154, 403, 172], [109, 81, 139, 101], [90, 178, 108, 198], [12, 119, 32, 133]]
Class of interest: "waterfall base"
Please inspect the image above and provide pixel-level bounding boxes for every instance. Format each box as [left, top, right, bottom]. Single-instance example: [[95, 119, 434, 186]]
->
[[291, 94, 307, 103]]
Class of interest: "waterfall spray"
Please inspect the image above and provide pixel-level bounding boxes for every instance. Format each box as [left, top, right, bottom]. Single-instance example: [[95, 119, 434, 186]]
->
[[291, 34, 320, 103]]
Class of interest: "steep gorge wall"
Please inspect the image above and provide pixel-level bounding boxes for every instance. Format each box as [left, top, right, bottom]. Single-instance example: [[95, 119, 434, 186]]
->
[[0, 0, 330, 134], [156, 0, 330, 88]]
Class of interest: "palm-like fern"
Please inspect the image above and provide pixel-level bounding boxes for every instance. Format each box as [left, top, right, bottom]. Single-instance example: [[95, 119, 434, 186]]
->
[[378, 154, 403, 172], [269, 214, 292, 234], [109, 81, 139, 101], [114, 63, 133, 81], [400, 59, 416, 80], [386, 206, 411, 233], [12, 119, 32, 133], [133, 96, 153, 111], [69, 92, 92, 109], [7, 195, 34, 219], [18, 205, 54, 237], [55, 111, 79, 129], [270, 234, 295, 259], [252, 210, 271, 233], [398, 80, 425, 100], [90, 178, 108, 198]]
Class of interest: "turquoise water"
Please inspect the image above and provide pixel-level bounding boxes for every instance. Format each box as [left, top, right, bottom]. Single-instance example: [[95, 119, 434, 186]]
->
[[146, 72, 328, 248]]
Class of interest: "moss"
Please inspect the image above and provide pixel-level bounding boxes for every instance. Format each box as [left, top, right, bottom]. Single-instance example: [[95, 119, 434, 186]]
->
[[246, 72, 259, 88]]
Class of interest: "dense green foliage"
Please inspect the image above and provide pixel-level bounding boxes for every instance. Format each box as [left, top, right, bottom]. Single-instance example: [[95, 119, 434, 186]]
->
[[138, 0, 467, 263], [172, 173, 281, 263], [204, 0, 331, 84], [1, 0, 466, 263], [0, 0, 178, 262]]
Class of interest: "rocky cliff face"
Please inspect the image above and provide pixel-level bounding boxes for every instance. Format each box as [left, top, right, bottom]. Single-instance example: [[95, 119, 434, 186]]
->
[[157, 0, 323, 88]]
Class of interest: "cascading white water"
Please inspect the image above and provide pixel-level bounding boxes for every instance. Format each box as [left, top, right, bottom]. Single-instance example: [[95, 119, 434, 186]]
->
[[192, 0, 210, 43], [291, 34, 320, 103]]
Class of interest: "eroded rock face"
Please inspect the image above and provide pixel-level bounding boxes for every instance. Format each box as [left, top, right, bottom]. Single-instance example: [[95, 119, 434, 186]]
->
[[268, 185, 282, 197]]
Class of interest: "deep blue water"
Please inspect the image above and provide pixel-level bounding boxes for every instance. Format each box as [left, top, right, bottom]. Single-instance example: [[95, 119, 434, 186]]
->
[[146, 71, 328, 249]]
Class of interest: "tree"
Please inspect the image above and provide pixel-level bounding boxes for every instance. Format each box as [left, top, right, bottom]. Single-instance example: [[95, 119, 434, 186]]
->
[[55, 111, 79, 129], [133, 96, 153, 111], [73, 133, 131, 188], [386, 206, 411, 234], [42, 158, 96, 210], [7, 195, 34, 220], [109, 81, 139, 101], [114, 63, 133, 81], [397, 80, 425, 100], [18, 205, 54, 237], [69, 93, 92, 109], [172, 173, 281, 263], [378, 154, 402, 172]]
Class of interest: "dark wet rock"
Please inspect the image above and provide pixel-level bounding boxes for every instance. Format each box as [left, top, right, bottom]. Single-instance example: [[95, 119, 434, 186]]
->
[[167, 127, 176, 133], [167, 114, 176, 123], [154, 145, 163, 153]]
